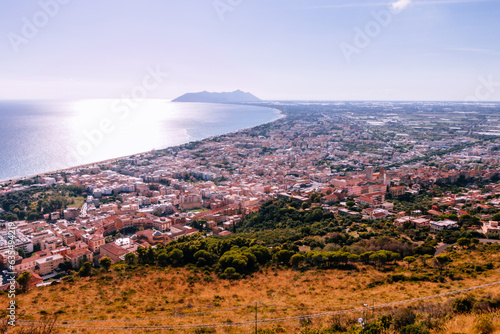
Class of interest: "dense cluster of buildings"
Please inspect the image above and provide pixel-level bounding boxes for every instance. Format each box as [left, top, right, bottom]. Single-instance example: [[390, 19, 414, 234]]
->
[[0, 106, 499, 287]]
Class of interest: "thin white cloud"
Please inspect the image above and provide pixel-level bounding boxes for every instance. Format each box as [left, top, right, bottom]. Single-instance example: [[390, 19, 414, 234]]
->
[[414, 0, 488, 4], [283, 0, 489, 10], [448, 47, 500, 56], [281, 3, 387, 10], [392, 0, 412, 10]]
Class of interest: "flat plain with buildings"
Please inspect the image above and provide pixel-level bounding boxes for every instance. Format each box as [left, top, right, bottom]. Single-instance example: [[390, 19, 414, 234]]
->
[[0, 101, 499, 288]]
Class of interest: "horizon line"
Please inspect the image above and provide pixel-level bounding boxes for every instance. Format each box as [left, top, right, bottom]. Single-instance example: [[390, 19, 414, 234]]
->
[[0, 98, 499, 103]]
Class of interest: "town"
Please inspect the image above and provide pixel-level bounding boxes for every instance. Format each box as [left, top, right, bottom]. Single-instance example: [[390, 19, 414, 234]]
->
[[0, 101, 499, 288]]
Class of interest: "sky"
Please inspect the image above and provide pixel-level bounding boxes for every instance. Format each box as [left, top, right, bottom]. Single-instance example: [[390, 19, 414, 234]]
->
[[0, 0, 499, 101]]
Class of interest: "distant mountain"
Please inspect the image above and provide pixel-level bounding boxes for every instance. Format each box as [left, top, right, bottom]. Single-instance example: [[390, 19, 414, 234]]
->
[[172, 90, 261, 103]]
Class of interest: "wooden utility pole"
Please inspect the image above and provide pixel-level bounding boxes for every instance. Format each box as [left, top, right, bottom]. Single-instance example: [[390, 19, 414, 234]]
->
[[372, 299, 375, 319]]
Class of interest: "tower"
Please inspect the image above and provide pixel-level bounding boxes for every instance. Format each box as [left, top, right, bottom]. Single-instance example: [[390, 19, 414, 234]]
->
[[365, 166, 373, 180], [379, 166, 385, 183]]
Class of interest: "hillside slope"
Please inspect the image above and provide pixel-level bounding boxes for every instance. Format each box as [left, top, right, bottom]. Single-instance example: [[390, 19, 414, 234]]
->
[[2, 245, 500, 333]]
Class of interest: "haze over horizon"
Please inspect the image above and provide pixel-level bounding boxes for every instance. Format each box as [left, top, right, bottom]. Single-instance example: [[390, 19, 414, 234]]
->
[[1, 0, 499, 102]]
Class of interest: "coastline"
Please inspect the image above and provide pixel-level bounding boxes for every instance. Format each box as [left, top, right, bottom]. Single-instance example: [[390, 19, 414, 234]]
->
[[0, 105, 285, 186]]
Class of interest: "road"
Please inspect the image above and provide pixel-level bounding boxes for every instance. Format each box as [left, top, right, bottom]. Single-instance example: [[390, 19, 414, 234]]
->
[[434, 239, 500, 256]]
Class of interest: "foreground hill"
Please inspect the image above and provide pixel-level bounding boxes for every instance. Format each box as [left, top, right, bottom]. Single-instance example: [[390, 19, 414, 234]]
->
[[1, 243, 499, 333], [172, 90, 261, 103]]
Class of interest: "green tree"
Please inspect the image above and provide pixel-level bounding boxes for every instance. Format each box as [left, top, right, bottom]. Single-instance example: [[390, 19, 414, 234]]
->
[[457, 237, 471, 248], [99, 257, 112, 271], [194, 250, 213, 267], [223, 267, 240, 280], [400, 324, 430, 334], [419, 254, 433, 266], [16, 248, 26, 258], [146, 246, 156, 265], [370, 251, 387, 268], [459, 214, 481, 227], [125, 253, 136, 265], [33, 243, 41, 252], [218, 247, 258, 275], [434, 255, 451, 273], [491, 213, 500, 221], [79, 262, 92, 277], [273, 249, 294, 266], [168, 248, 184, 266], [58, 261, 72, 271], [290, 253, 305, 268], [157, 252, 169, 267], [248, 245, 271, 265], [137, 246, 147, 264], [347, 253, 360, 263], [360, 251, 374, 264], [27, 211, 41, 221], [309, 192, 322, 203], [17, 271, 32, 291]]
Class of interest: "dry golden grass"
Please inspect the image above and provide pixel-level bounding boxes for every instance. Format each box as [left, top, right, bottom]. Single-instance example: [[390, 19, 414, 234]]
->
[[443, 312, 500, 334], [1, 245, 499, 333]]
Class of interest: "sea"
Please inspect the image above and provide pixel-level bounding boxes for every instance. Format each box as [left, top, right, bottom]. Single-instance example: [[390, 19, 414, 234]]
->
[[0, 100, 281, 181]]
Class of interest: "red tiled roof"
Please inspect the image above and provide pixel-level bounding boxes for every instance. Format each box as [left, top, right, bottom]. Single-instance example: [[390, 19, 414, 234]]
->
[[100, 243, 127, 256]]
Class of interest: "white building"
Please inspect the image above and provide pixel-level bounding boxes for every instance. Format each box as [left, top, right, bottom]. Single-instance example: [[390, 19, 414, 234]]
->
[[430, 220, 458, 231], [482, 221, 500, 234]]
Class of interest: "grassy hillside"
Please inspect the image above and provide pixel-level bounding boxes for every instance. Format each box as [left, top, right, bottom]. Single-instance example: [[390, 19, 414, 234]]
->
[[1, 244, 500, 333]]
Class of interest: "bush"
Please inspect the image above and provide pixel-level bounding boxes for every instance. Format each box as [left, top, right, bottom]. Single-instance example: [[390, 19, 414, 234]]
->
[[400, 324, 430, 334], [299, 316, 312, 327], [365, 321, 384, 334], [328, 314, 351, 332], [219, 248, 257, 275], [392, 308, 416, 330], [392, 274, 407, 282], [473, 315, 495, 334], [221, 267, 241, 280], [451, 296, 475, 314], [61, 275, 76, 283], [78, 262, 92, 277]]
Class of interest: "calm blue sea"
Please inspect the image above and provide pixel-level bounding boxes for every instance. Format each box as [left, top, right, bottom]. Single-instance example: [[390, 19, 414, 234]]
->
[[0, 100, 281, 181]]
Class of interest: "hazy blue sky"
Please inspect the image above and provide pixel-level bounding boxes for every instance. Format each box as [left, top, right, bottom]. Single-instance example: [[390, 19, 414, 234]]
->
[[0, 0, 499, 101]]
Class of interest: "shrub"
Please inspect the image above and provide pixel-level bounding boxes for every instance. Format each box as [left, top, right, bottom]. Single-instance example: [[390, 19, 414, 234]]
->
[[378, 314, 393, 330], [392, 274, 407, 282], [328, 314, 351, 332], [451, 296, 475, 314], [273, 249, 294, 265], [400, 324, 430, 334], [79, 262, 92, 277], [392, 308, 416, 330], [473, 315, 495, 334], [299, 316, 312, 327], [473, 300, 493, 313], [61, 276, 76, 283], [194, 250, 213, 267], [365, 321, 384, 334], [417, 302, 449, 330], [222, 267, 241, 280], [219, 247, 257, 274]]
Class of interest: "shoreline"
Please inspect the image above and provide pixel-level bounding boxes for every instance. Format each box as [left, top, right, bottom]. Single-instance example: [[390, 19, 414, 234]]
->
[[0, 105, 285, 186]]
